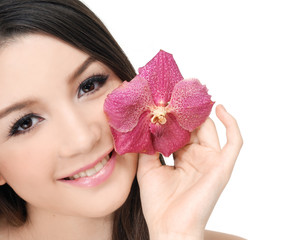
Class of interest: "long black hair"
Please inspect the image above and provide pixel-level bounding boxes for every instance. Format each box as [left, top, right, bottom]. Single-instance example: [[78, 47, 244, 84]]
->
[[0, 0, 149, 239]]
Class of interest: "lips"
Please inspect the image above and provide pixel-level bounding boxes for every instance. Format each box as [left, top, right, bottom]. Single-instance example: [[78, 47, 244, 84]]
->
[[59, 150, 116, 187], [62, 151, 113, 180], [67, 156, 109, 180]]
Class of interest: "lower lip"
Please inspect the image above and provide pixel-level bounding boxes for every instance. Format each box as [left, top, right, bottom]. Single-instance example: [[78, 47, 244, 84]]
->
[[59, 152, 116, 187]]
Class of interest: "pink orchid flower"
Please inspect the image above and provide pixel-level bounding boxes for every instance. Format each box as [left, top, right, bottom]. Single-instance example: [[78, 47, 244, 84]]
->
[[104, 50, 214, 157]]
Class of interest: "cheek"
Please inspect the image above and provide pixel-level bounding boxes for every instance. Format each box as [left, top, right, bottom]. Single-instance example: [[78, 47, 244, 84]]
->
[[92, 97, 113, 146], [0, 136, 57, 198], [90, 153, 138, 215], [95, 83, 120, 140]]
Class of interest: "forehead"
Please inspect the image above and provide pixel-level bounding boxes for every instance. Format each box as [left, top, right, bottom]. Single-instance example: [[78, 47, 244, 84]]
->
[[0, 34, 88, 105]]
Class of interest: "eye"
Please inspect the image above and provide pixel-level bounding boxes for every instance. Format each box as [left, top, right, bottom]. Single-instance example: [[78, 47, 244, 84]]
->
[[78, 74, 109, 98], [9, 113, 44, 137]]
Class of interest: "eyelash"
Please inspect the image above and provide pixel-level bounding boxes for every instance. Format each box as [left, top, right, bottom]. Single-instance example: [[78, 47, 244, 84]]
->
[[77, 74, 109, 98], [8, 74, 109, 137], [8, 113, 43, 137]]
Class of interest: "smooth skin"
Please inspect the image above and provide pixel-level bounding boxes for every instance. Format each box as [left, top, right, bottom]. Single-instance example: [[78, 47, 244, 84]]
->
[[0, 34, 136, 239], [0, 34, 244, 239], [138, 105, 244, 239]]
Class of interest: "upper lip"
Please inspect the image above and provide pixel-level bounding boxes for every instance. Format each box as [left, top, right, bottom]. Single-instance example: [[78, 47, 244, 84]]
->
[[58, 148, 113, 180]]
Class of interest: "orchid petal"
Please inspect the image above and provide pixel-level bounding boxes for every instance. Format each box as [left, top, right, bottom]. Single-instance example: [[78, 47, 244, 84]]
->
[[104, 76, 154, 132], [138, 50, 183, 106], [151, 114, 190, 157], [149, 123, 165, 138], [168, 78, 214, 131], [111, 111, 156, 155]]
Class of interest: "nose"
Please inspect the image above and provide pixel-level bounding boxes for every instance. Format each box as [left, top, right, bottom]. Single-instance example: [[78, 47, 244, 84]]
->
[[56, 105, 101, 158]]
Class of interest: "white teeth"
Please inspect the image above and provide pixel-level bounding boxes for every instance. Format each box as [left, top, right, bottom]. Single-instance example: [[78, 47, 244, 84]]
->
[[102, 159, 108, 166], [68, 153, 110, 180], [73, 174, 80, 179], [94, 162, 103, 172], [86, 168, 97, 177]]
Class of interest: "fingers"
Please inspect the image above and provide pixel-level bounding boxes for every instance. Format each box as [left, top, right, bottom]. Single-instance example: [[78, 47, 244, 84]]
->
[[216, 105, 243, 162], [137, 152, 161, 180], [194, 118, 221, 151]]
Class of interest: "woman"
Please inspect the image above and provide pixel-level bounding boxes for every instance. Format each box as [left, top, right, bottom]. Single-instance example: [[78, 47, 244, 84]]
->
[[0, 0, 243, 239]]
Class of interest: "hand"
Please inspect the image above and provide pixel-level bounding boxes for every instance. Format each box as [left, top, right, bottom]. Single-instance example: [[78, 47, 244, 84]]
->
[[137, 105, 243, 240]]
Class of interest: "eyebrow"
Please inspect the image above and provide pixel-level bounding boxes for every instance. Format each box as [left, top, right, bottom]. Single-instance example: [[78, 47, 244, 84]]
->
[[68, 56, 96, 85], [0, 99, 38, 119], [0, 57, 96, 120]]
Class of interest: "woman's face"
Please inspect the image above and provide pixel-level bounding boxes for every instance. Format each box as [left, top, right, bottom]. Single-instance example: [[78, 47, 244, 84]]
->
[[0, 34, 137, 218]]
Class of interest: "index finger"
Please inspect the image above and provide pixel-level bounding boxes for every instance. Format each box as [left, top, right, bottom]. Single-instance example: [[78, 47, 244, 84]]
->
[[216, 105, 243, 162]]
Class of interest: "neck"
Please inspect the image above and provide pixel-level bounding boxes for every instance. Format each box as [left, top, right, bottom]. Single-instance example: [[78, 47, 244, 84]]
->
[[9, 205, 113, 240]]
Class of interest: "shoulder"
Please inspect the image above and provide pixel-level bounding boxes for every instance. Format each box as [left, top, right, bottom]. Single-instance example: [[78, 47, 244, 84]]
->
[[204, 230, 247, 240]]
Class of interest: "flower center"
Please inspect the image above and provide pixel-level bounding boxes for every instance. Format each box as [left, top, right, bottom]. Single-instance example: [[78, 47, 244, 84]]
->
[[151, 107, 167, 125]]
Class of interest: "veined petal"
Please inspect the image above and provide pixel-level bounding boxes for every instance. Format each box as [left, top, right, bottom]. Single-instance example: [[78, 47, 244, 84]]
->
[[138, 50, 183, 106], [104, 76, 154, 132], [167, 78, 214, 132], [152, 113, 190, 157], [111, 111, 156, 155]]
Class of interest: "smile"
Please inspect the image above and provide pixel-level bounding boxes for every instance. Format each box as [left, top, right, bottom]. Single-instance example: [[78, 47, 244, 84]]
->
[[65, 151, 112, 180], [59, 150, 116, 187]]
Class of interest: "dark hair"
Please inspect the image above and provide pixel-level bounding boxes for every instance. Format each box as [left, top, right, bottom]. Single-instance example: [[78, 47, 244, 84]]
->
[[0, 0, 149, 239]]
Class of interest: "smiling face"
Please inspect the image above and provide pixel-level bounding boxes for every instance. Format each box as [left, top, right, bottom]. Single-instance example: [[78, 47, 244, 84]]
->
[[0, 34, 137, 219]]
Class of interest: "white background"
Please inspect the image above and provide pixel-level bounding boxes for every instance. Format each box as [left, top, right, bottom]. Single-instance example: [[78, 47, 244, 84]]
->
[[82, 1, 302, 239]]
